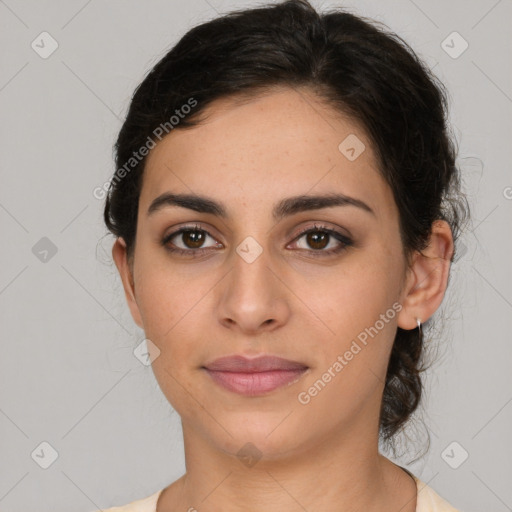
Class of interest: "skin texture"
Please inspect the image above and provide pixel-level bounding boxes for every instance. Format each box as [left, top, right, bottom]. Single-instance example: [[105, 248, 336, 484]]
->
[[112, 87, 454, 512]]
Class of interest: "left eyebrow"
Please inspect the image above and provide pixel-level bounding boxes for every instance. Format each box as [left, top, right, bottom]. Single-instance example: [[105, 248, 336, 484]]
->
[[273, 193, 375, 220], [147, 192, 376, 220]]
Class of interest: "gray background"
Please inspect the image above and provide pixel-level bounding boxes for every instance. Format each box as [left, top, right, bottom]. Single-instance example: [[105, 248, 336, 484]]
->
[[0, 0, 511, 511]]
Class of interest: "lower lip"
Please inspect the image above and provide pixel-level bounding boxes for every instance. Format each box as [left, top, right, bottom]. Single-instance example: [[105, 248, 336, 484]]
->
[[203, 368, 308, 396]]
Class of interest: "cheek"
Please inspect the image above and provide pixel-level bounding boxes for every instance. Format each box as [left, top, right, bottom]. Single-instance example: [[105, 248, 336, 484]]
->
[[134, 264, 206, 415], [300, 250, 402, 395], [296, 279, 399, 426], [132, 252, 216, 376], [133, 251, 211, 341], [311, 253, 401, 342]]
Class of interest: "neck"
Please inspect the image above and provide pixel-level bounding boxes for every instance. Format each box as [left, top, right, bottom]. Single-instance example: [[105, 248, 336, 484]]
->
[[158, 421, 417, 512]]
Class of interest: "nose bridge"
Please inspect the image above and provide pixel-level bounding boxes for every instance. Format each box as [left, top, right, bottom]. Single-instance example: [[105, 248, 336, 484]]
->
[[229, 233, 276, 300], [217, 232, 289, 331]]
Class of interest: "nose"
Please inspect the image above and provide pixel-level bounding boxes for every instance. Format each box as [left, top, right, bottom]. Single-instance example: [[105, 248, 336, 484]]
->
[[216, 246, 291, 334]]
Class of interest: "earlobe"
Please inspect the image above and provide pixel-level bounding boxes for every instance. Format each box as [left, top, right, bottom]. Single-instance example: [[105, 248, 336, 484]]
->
[[397, 220, 454, 330], [111, 238, 144, 329]]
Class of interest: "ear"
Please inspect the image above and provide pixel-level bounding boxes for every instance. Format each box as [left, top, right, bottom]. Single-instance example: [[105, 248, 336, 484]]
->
[[112, 238, 144, 329], [397, 220, 454, 330]]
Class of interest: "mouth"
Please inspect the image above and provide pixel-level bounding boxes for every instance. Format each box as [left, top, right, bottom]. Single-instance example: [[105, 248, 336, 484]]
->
[[202, 354, 309, 396]]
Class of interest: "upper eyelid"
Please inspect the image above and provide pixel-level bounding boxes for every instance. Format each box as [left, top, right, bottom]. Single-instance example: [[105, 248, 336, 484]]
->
[[162, 224, 218, 248], [164, 224, 216, 240]]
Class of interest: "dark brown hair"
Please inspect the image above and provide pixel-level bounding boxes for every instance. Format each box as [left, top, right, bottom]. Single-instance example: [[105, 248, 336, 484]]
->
[[103, 0, 470, 444]]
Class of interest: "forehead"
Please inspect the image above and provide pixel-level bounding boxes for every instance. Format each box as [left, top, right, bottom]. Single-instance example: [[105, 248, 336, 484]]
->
[[140, 87, 394, 220]]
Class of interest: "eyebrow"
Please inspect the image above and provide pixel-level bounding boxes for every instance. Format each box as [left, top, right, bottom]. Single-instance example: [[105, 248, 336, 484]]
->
[[147, 191, 375, 220]]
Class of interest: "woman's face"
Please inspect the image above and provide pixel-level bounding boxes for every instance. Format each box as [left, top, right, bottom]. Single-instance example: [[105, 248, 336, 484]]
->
[[116, 87, 416, 460]]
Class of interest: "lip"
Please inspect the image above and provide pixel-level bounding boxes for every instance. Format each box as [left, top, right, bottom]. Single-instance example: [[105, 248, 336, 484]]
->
[[202, 355, 309, 396], [203, 355, 308, 372]]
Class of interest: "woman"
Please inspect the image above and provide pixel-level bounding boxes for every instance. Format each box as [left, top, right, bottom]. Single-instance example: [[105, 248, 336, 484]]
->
[[98, 0, 469, 510]]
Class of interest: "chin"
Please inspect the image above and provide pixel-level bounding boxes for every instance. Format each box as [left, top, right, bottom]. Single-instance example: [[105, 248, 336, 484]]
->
[[206, 413, 311, 463]]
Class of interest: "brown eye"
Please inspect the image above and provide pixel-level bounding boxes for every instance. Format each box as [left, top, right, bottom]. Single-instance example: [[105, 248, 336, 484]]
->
[[161, 223, 352, 259], [181, 229, 207, 249], [304, 231, 329, 250], [290, 224, 353, 257], [161, 224, 222, 256]]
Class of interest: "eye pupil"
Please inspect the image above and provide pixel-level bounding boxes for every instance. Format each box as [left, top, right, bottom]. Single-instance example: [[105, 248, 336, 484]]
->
[[307, 231, 329, 250], [183, 229, 205, 248]]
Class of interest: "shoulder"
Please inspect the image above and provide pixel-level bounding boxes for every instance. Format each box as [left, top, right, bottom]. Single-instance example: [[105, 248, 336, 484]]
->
[[90, 488, 164, 512], [90, 479, 460, 512], [414, 477, 461, 512]]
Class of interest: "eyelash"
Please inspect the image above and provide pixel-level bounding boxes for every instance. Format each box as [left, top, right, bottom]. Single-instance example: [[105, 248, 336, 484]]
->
[[161, 223, 353, 258]]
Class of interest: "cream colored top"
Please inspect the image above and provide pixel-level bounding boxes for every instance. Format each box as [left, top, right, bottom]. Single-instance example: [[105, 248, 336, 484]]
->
[[94, 476, 460, 511]]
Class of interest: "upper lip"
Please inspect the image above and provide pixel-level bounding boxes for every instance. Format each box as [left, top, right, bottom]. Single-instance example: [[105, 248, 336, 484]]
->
[[203, 355, 308, 372]]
